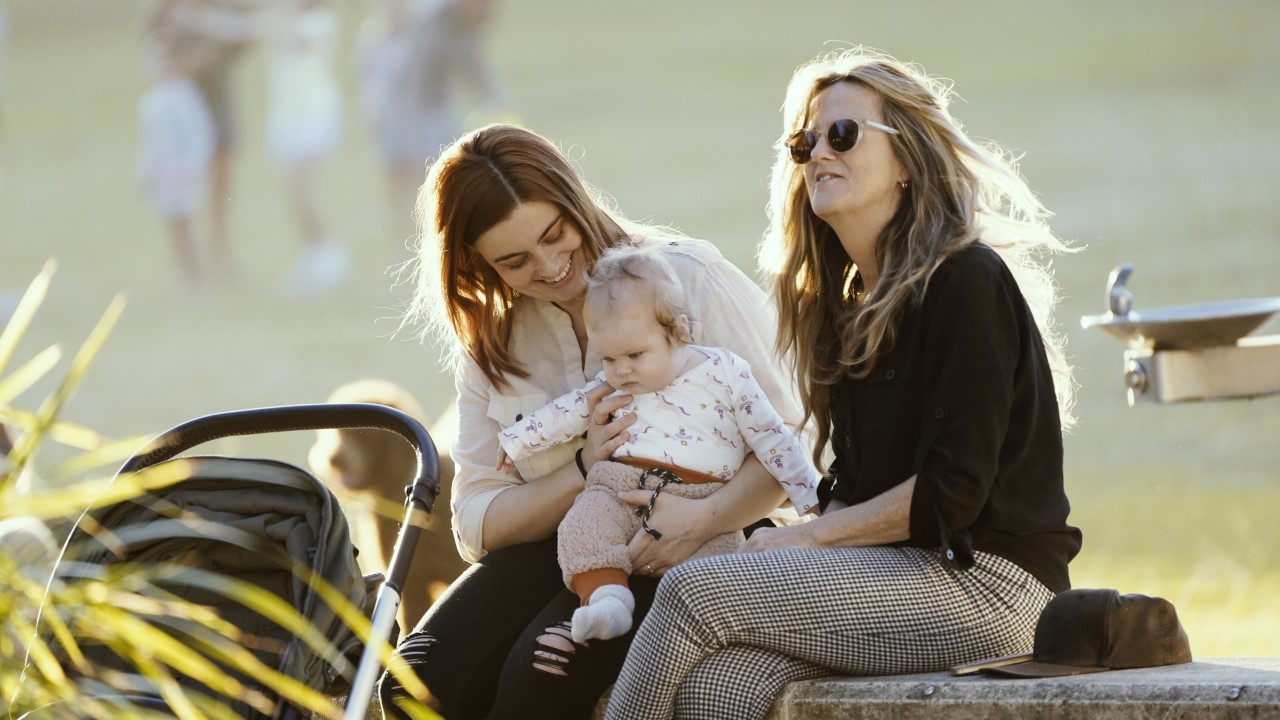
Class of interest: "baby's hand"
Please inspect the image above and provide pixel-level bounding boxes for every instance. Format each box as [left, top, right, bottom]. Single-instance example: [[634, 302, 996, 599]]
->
[[496, 448, 515, 474]]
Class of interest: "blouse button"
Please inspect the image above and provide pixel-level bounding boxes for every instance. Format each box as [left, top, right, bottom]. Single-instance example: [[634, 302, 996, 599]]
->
[[945, 548, 955, 561], [885, 369, 896, 380], [933, 407, 944, 419], [515, 413, 524, 421]]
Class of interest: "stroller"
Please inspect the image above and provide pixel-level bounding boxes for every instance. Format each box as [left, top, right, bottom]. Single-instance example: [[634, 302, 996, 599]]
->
[[50, 403, 440, 720]]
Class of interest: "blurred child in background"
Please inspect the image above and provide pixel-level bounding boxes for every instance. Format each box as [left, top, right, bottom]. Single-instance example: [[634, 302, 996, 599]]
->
[[183, 0, 249, 284], [174, 0, 348, 295], [138, 0, 217, 290], [1, 1, 9, 192], [357, 0, 511, 252], [264, 0, 348, 294]]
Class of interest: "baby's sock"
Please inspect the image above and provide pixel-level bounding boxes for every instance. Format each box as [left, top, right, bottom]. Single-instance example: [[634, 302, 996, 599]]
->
[[571, 584, 636, 643]]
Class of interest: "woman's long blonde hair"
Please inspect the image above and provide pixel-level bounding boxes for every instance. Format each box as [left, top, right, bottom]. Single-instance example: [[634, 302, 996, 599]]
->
[[759, 47, 1076, 465]]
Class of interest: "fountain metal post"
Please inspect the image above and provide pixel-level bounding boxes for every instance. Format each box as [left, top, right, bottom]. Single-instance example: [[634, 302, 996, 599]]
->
[[1080, 263, 1280, 405]]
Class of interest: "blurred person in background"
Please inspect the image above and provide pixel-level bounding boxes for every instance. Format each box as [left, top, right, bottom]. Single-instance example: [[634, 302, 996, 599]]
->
[[175, 0, 349, 295], [356, 0, 512, 255], [138, 0, 217, 290], [376, 124, 804, 720], [184, 0, 249, 283], [0, 1, 9, 192], [0, 2, 7, 95], [606, 46, 1082, 720]]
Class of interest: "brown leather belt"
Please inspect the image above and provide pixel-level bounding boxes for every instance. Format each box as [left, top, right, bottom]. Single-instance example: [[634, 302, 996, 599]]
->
[[615, 456, 727, 485]]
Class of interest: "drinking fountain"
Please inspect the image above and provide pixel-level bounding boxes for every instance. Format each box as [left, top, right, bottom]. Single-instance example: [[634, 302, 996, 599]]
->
[[1080, 263, 1280, 405]]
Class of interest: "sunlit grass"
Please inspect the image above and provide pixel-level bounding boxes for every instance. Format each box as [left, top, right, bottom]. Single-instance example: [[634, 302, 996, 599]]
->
[[1070, 476, 1280, 657]]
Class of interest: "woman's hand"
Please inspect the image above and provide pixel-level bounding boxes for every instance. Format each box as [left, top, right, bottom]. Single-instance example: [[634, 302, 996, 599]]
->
[[738, 523, 819, 554], [495, 448, 515, 475], [582, 382, 635, 467], [735, 481, 914, 556], [620, 490, 709, 576], [619, 454, 788, 576]]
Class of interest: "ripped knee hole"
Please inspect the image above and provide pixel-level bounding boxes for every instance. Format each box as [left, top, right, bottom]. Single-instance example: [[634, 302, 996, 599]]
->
[[532, 621, 576, 676]]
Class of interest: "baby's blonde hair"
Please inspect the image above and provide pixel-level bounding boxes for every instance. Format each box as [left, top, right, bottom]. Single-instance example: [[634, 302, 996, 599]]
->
[[584, 242, 690, 345]]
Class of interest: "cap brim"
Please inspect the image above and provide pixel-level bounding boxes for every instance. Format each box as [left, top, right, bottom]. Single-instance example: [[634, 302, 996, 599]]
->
[[983, 661, 1110, 678], [949, 652, 1033, 676]]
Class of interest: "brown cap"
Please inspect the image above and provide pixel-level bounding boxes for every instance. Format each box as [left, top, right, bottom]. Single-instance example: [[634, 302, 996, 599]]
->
[[984, 589, 1193, 678]]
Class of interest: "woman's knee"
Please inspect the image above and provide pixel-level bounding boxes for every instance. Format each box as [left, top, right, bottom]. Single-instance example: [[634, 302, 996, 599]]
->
[[654, 561, 701, 602], [673, 650, 778, 720], [377, 629, 442, 717], [531, 619, 578, 677], [653, 558, 735, 622], [673, 645, 826, 720], [488, 618, 617, 720]]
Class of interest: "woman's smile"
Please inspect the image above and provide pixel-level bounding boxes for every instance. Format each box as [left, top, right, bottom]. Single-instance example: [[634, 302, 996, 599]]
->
[[542, 255, 574, 286], [473, 200, 587, 303]]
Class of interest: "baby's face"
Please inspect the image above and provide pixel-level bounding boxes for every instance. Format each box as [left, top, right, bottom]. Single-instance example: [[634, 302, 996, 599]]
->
[[588, 294, 686, 396]]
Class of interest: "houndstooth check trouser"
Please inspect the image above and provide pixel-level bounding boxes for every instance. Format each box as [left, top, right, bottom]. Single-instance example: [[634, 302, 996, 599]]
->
[[604, 546, 1053, 720]]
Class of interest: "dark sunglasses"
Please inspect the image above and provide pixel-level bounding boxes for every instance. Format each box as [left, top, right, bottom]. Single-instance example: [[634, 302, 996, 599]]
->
[[786, 118, 900, 164]]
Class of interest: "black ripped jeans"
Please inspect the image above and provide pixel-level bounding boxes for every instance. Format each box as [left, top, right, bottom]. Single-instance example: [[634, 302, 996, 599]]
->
[[377, 536, 659, 720]]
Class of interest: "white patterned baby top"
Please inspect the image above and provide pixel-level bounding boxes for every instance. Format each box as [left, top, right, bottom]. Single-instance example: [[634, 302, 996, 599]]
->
[[498, 345, 819, 514]]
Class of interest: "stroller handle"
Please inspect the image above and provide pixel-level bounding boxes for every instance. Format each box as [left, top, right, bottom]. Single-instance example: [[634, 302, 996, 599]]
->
[[116, 403, 441, 511], [114, 403, 444, 719]]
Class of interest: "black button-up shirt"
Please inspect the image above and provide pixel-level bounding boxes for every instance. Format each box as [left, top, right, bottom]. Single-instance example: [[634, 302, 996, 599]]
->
[[827, 244, 1081, 592]]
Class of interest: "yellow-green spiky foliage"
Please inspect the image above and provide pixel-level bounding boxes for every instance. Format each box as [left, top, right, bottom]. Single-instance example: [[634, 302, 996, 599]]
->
[[1, 263, 440, 720]]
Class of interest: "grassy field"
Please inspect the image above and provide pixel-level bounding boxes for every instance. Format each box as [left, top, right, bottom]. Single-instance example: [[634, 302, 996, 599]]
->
[[3, 1, 1278, 656]]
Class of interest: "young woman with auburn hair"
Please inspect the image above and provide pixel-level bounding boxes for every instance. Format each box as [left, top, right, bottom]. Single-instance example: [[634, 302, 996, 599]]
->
[[381, 124, 804, 720]]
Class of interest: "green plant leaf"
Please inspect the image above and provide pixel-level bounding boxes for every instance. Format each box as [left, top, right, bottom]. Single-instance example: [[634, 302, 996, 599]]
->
[[6, 294, 126, 482], [0, 259, 55, 379], [4, 462, 190, 523], [0, 406, 147, 454], [0, 344, 62, 408]]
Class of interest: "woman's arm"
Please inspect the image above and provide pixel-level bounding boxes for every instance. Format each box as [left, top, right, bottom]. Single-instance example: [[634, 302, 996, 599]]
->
[[479, 462, 583, 550], [450, 359, 557, 561], [740, 476, 915, 553]]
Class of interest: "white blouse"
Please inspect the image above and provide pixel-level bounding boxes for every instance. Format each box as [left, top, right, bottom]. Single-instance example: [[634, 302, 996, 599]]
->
[[448, 237, 803, 562]]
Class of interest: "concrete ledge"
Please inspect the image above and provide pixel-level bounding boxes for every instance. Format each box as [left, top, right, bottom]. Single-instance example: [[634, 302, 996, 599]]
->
[[593, 657, 1280, 719], [767, 657, 1280, 720]]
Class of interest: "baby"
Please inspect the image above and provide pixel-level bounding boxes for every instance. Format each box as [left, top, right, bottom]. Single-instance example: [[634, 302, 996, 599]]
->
[[497, 243, 819, 643]]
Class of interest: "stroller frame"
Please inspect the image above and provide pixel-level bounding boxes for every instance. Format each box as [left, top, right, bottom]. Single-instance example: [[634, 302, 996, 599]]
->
[[107, 402, 440, 719]]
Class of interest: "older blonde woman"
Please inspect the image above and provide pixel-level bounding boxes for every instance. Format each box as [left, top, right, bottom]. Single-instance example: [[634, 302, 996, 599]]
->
[[607, 47, 1082, 720]]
